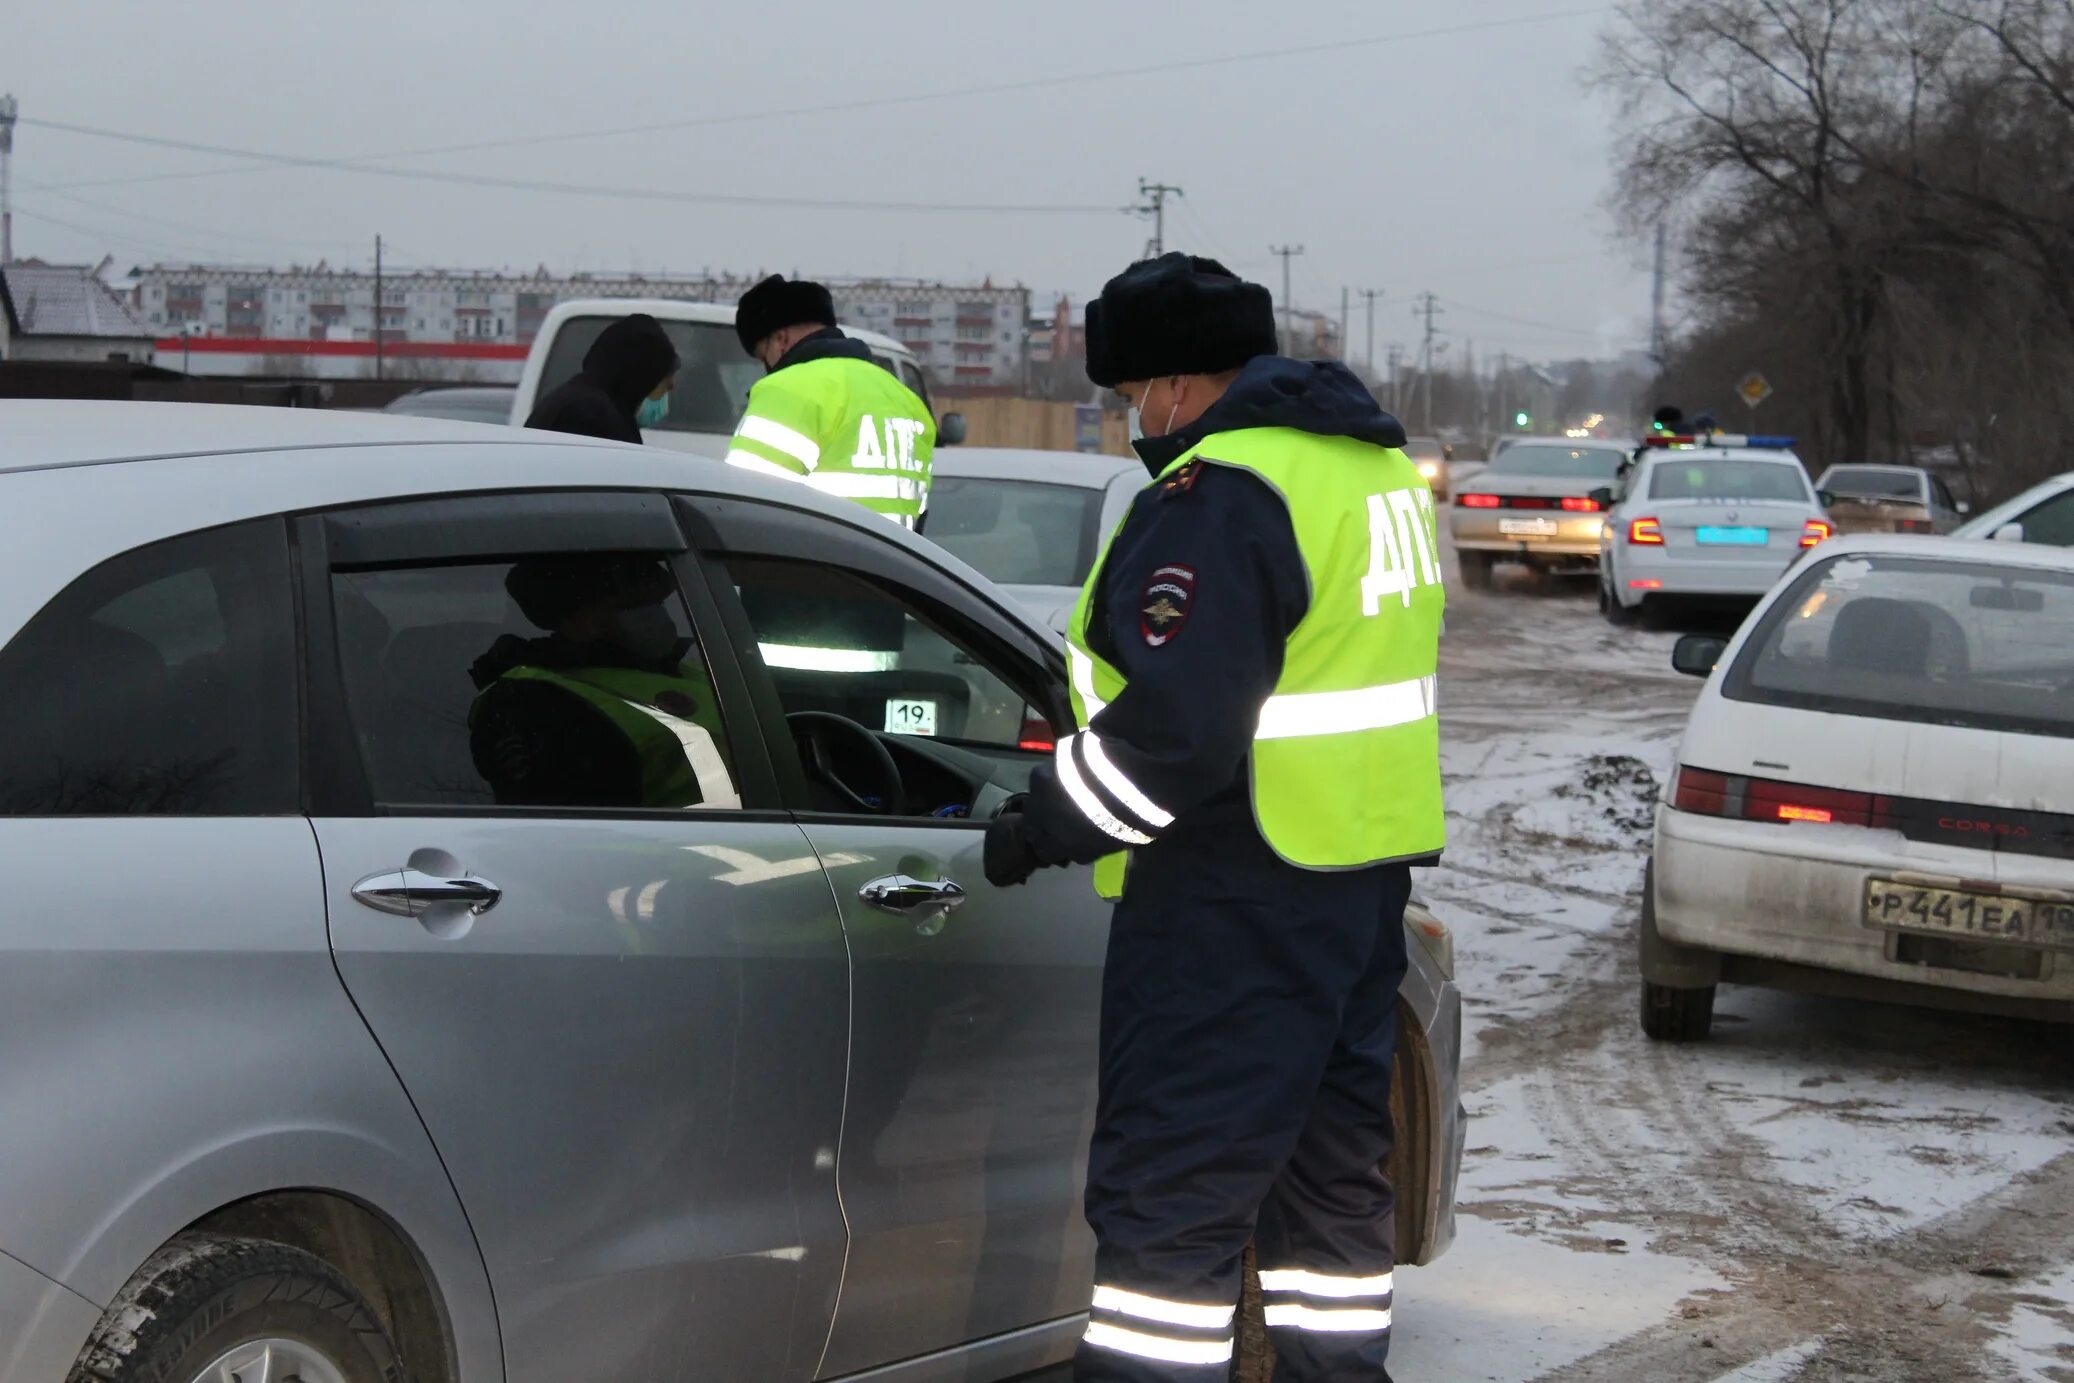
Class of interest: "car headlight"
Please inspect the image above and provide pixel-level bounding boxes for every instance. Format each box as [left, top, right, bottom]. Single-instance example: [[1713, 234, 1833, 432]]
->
[[1406, 904, 1455, 979], [1418, 460, 1441, 479]]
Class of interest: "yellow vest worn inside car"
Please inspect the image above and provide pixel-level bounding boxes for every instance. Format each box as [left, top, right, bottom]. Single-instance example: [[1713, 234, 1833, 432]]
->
[[1067, 426, 1447, 898], [725, 357, 937, 529], [471, 664, 737, 810]]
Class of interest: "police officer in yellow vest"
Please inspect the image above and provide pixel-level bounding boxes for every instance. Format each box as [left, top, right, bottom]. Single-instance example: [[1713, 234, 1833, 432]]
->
[[468, 555, 737, 810], [984, 254, 1444, 1382], [726, 275, 937, 530]]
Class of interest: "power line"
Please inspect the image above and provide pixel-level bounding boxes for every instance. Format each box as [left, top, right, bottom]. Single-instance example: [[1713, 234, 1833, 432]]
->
[[16, 177, 366, 252], [15, 126, 1121, 214], [25, 6, 1610, 194], [1438, 295, 1606, 339]]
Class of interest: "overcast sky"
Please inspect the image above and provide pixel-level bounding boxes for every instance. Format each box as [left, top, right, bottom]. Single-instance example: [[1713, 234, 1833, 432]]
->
[[7, 0, 1649, 364]]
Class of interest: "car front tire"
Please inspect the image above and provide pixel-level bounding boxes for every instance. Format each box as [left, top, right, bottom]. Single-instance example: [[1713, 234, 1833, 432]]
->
[[67, 1234, 409, 1383]]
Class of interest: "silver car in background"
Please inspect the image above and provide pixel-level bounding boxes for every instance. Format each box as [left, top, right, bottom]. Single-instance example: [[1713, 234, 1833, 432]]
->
[[928, 448, 1144, 632], [0, 403, 1461, 1383], [1448, 439, 1629, 588]]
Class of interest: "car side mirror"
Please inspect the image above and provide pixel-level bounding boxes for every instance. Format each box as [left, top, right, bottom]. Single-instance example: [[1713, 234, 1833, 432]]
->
[[1442, 443, 1456, 460], [1588, 486, 1614, 508], [1671, 633, 1728, 677], [1992, 521, 2026, 543], [937, 411, 968, 447], [1816, 489, 1837, 509], [1956, 500, 1972, 514]]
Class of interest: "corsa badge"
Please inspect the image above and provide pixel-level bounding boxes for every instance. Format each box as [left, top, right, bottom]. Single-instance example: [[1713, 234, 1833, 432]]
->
[[1140, 565, 1197, 647]]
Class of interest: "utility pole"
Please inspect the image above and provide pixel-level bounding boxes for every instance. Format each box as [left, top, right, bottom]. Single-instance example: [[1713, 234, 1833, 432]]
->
[[1412, 292, 1443, 435], [1338, 287, 1349, 363], [0, 94, 17, 265], [1359, 288, 1384, 382], [1649, 221, 1668, 368], [1269, 244, 1305, 353], [372, 234, 384, 382], [1497, 351, 1510, 440], [1134, 179, 1184, 258], [1385, 345, 1405, 413]]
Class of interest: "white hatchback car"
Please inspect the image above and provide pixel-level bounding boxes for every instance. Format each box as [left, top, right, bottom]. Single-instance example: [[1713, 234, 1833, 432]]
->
[[1596, 440, 1833, 623], [1954, 471, 2074, 547], [1641, 534, 2074, 1039]]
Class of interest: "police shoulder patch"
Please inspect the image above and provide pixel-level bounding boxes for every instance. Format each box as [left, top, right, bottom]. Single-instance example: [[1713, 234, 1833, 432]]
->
[[1160, 460, 1204, 494], [1140, 564, 1197, 647]]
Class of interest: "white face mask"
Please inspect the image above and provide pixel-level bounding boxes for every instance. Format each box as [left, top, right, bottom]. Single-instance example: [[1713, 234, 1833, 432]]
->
[[1129, 380, 1182, 442]]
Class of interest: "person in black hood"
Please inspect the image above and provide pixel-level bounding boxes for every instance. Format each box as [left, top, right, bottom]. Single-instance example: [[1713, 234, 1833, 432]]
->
[[984, 254, 1439, 1383], [523, 313, 680, 444]]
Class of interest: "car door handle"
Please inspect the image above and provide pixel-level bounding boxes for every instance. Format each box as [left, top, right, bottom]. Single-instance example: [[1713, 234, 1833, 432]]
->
[[859, 874, 967, 934], [352, 868, 503, 918]]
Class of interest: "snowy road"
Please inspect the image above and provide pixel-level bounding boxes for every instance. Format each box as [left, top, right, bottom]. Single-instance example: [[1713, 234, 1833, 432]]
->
[[1391, 545, 2074, 1382]]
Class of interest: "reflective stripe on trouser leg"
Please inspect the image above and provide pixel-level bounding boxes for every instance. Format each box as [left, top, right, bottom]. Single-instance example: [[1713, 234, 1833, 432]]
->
[[1078, 1284, 1235, 1373], [1260, 1267, 1394, 1332]]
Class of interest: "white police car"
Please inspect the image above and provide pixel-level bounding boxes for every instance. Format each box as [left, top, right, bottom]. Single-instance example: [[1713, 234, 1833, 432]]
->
[[1596, 435, 1833, 623]]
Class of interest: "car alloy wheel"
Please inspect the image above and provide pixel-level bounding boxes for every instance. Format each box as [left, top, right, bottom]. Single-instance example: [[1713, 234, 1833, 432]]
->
[[189, 1338, 351, 1383]]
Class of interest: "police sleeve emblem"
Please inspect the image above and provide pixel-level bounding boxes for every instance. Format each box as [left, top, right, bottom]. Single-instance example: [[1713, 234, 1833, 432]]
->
[[1139, 565, 1197, 647]]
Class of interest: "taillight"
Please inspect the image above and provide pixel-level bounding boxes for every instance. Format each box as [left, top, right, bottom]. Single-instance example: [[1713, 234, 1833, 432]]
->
[[1458, 493, 1501, 509], [1671, 767, 1899, 829], [1671, 766, 1732, 814], [1629, 517, 1664, 545], [1561, 496, 1602, 512], [1017, 712, 1056, 753], [1896, 518, 1934, 534], [1800, 518, 1833, 548]]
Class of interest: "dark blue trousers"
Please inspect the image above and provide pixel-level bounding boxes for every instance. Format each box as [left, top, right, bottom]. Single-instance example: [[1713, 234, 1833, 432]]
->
[[1074, 822, 1411, 1382]]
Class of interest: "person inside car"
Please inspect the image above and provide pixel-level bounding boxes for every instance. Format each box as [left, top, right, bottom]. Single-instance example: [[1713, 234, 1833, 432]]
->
[[468, 555, 735, 808]]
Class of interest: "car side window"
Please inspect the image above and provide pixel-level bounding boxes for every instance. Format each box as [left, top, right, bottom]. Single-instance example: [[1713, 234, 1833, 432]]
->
[[2018, 490, 2074, 546], [1931, 476, 1957, 511], [0, 520, 297, 816], [330, 553, 740, 811]]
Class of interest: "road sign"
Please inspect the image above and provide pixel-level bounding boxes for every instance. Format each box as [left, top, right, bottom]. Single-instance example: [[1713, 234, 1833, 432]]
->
[[1736, 372, 1773, 409]]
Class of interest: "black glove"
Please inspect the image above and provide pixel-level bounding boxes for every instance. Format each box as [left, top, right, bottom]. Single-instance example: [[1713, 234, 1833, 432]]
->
[[984, 812, 1040, 888]]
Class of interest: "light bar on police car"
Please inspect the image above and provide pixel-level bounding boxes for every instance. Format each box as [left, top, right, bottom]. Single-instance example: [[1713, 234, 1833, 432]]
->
[[1641, 434, 1798, 449]]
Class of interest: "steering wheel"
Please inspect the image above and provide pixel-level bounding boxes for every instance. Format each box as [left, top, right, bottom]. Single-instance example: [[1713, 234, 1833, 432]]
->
[[787, 712, 906, 816]]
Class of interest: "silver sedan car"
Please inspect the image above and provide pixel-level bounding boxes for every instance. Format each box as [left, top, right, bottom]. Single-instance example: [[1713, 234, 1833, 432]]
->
[[0, 402, 1462, 1383], [927, 448, 1145, 633]]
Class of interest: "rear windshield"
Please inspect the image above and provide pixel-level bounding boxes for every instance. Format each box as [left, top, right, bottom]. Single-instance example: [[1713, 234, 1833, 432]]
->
[[1490, 446, 1626, 479], [928, 478, 1106, 588], [1649, 459, 1810, 502], [1824, 469, 1921, 500], [1724, 553, 2074, 738], [537, 316, 760, 434]]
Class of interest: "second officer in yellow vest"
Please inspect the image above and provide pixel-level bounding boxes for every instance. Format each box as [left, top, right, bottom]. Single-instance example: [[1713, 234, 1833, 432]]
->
[[984, 254, 1445, 1383], [726, 275, 936, 529]]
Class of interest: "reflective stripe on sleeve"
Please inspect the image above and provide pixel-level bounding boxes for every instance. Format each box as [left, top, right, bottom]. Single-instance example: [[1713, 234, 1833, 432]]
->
[[1082, 1321, 1234, 1366], [1090, 1285, 1236, 1330], [1256, 1269, 1394, 1299], [1263, 1303, 1393, 1333], [735, 414, 822, 469], [1055, 738, 1152, 845], [1255, 675, 1436, 741], [1067, 645, 1109, 718], [1075, 732, 1174, 830], [726, 449, 809, 482]]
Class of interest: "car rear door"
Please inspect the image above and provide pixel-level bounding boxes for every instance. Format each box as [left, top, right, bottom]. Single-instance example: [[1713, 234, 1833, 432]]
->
[[298, 490, 849, 1382], [679, 494, 1105, 1376]]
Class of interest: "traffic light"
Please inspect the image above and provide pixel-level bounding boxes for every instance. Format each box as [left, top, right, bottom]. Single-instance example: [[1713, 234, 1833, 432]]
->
[[1514, 410, 1531, 429]]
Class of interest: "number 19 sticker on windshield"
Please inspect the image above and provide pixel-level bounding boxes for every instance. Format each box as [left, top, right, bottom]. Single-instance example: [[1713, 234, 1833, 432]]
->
[[885, 697, 939, 736]]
